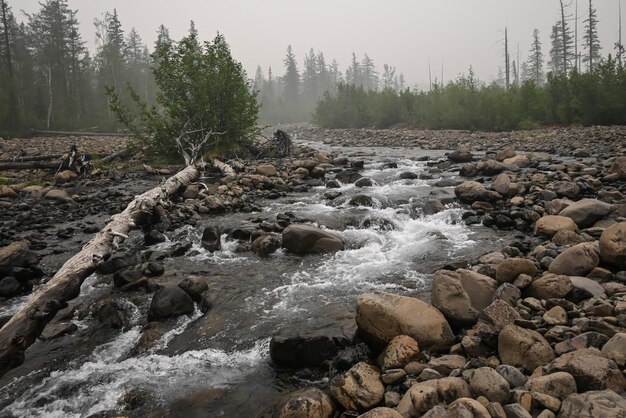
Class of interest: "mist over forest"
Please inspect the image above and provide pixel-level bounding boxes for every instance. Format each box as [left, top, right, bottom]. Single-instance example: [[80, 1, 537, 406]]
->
[[0, 0, 625, 135]]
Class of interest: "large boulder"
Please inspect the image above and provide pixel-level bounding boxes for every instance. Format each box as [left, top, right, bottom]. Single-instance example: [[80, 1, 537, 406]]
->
[[454, 181, 501, 203], [498, 325, 555, 371], [0, 240, 38, 276], [463, 367, 510, 403], [330, 362, 384, 411], [431, 269, 498, 325], [270, 322, 354, 368], [548, 243, 599, 276], [496, 258, 538, 283], [558, 390, 626, 418], [147, 286, 195, 321], [608, 155, 626, 179], [256, 164, 278, 177], [558, 199, 615, 228], [601, 333, 626, 367], [599, 222, 626, 270], [270, 387, 335, 418], [357, 407, 403, 418], [545, 348, 626, 392], [448, 147, 474, 163], [377, 335, 420, 370], [447, 398, 491, 418], [282, 224, 344, 254], [525, 372, 577, 400], [534, 216, 578, 238], [356, 291, 454, 352], [201, 225, 221, 252], [396, 384, 440, 417], [526, 274, 573, 299]]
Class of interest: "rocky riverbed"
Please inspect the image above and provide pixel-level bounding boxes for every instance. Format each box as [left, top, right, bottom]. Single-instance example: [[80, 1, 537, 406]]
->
[[0, 125, 625, 418]]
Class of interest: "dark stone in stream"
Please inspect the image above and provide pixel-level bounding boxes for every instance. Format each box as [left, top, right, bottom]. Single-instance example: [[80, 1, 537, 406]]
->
[[97, 253, 137, 274], [282, 224, 344, 254], [351, 160, 365, 169], [228, 226, 257, 241], [399, 171, 418, 180], [0, 276, 21, 298], [97, 301, 128, 329], [270, 329, 354, 368], [113, 268, 143, 288], [201, 225, 221, 252], [335, 170, 362, 184], [252, 234, 281, 257], [349, 194, 376, 207], [178, 277, 209, 303], [355, 177, 374, 187], [144, 229, 166, 246], [148, 285, 195, 321], [168, 238, 192, 257]]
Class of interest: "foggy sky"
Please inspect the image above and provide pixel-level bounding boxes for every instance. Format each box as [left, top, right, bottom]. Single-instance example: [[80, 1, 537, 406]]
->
[[15, 0, 624, 88]]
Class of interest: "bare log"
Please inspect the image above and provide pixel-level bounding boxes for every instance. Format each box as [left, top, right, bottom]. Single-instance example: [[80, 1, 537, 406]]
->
[[30, 130, 127, 137], [212, 158, 236, 176], [0, 165, 199, 377], [100, 147, 133, 164], [0, 161, 62, 171]]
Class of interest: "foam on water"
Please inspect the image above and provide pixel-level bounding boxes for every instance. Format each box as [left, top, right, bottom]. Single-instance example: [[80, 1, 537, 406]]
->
[[4, 327, 270, 418]]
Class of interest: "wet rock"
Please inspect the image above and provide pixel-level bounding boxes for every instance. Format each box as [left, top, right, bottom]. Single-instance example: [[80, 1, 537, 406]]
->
[[356, 291, 455, 352], [201, 225, 221, 252], [282, 224, 344, 254], [130, 323, 165, 355], [546, 348, 626, 392], [335, 170, 362, 184], [496, 258, 537, 284], [454, 181, 501, 203], [498, 325, 555, 371], [0, 276, 21, 298], [325, 179, 341, 188], [548, 243, 599, 276], [396, 384, 440, 417], [526, 274, 573, 299], [534, 216, 578, 238], [377, 335, 420, 371], [330, 362, 384, 411], [601, 333, 626, 367], [270, 325, 353, 368], [270, 387, 335, 418], [350, 194, 376, 207], [97, 300, 127, 329], [251, 234, 280, 257], [399, 171, 418, 180], [357, 407, 403, 418], [178, 277, 208, 303], [599, 222, 626, 270], [355, 177, 374, 187], [467, 372, 509, 403], [145, 229, 166, 246], [147, 285, 195, 321], [558, 390, 626, 418], [431, 269, 498, 325], [558, 199, 615, 228], [40, 321, 78, 340], [448, 147, 474, 163], [447, 398, 491, 418], [525, 372, 577, 400]]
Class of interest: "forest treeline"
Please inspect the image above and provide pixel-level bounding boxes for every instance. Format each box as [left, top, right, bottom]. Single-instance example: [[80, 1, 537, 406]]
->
[[0, 0, 624, 136]]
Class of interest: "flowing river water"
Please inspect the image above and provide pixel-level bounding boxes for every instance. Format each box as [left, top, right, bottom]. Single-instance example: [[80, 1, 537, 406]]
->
[[0, 140, 513, 417]]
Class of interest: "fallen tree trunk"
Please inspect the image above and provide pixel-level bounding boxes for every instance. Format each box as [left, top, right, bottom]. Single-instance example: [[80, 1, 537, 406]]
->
[[212, 158, 236, 176], [30, 130, 127, 137], [100, 147, 133, 164], [0, 155, 64, 163], [0, 161, 62, 171], [0, 164, 199, 378]]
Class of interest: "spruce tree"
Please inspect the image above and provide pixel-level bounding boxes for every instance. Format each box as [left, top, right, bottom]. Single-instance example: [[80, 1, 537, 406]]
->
[[583, 0, 602, 71], [526, 29, 545, 84]]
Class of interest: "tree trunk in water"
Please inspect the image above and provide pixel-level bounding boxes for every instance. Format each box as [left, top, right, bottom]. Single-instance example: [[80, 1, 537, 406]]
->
[[0, 165, 199, 378]]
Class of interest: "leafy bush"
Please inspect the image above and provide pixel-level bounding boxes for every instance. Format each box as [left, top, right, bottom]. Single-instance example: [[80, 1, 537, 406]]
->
[[109, 30, 258, 161]]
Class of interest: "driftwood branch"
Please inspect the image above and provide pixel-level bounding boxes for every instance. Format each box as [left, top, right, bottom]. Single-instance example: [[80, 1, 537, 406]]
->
[[212, 158, 236, 176], [0, 165, 199, 377]]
